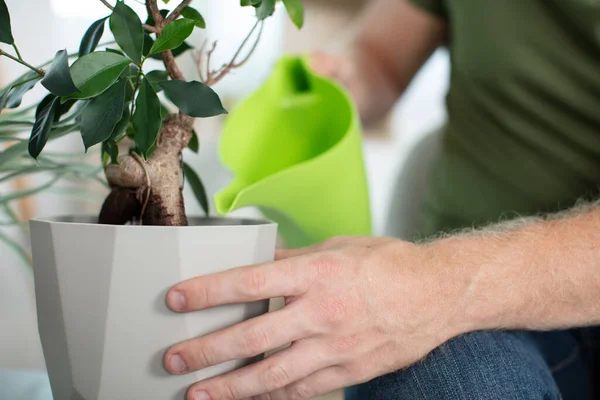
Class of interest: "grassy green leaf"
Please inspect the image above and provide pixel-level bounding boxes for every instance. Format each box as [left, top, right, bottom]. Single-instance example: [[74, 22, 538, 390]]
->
[[188, 129, 199, 153], [256, 0, 275, 19], [132, 78, 162, 158], [240, 0, 252, 6], [80, 79, 126, 150], [110, 1, 144, 63], [63, 52, 131, 100], [42, 49, 80, 97], [180, 6, 206, 28], [5, 72, 41, 109], [183, 162, 209, 216], [29, 97, 59, 159], [282, 0, 304, 29], [79, 17, 108, 56], [159, 80, 227, 118], [0, 0, 14, 44], [149, 18, 195, 56]]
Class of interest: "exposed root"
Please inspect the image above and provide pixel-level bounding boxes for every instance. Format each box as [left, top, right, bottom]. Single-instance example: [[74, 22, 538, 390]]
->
[[131, 152, 151, 225], [99, 113, 192, 227]]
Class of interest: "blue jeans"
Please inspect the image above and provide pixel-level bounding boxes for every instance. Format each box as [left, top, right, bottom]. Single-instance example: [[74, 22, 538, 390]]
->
[[346, 329, 599, 399]]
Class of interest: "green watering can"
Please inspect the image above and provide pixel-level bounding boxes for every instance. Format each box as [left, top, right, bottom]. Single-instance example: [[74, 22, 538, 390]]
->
[[214, 56, 372, 248]]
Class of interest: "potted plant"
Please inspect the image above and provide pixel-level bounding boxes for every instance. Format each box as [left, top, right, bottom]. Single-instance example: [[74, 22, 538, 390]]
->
[[0, 0, 304, 398]]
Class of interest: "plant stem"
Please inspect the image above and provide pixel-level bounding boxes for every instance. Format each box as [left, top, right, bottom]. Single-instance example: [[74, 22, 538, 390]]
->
[[11, 44, 22, 60], [0, 49, 45, 77], [163, 0, 192, 26], [99, 0, 114, 10]]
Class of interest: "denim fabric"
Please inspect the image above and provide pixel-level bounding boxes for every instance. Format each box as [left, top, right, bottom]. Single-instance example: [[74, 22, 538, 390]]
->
[[346, 330, 592, 400]]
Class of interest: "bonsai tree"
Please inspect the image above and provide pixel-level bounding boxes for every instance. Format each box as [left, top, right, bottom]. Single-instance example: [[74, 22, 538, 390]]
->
[[0, 0, 304, 228]]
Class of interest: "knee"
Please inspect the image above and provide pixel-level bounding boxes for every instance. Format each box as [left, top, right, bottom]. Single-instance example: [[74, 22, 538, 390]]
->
[[350, 331, 561, 400]]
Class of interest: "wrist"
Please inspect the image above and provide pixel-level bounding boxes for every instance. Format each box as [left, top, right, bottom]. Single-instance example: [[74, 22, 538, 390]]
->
[[426, 235, 504, 337]]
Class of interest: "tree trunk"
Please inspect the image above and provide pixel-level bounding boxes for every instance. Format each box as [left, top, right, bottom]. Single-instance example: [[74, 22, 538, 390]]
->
[[98, 113, 194, 226]]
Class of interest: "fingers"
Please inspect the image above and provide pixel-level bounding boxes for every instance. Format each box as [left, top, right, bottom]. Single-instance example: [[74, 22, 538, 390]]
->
[[165, 303, 313, 374], [259, 366, 352, 400], [167, 258, 306, 312], [186, 340, 335, 400]]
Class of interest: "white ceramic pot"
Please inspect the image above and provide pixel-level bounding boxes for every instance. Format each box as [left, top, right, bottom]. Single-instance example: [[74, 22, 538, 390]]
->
[[30, 216, 277, 400]]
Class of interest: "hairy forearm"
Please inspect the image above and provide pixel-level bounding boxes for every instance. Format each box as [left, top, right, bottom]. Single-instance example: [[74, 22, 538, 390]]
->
[[435, 201, 600, 334]]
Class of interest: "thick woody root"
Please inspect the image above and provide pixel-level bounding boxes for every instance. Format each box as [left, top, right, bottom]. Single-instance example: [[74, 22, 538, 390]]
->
[[98, 113, 194, 226]]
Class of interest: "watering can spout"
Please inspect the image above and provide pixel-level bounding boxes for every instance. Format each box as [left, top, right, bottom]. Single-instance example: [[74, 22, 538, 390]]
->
[[215, 56, 371, 248], [214, 178, 246, 216]]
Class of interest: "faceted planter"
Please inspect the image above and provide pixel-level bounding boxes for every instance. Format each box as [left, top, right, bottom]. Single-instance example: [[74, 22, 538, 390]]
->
[[30, 216, 277, 400]]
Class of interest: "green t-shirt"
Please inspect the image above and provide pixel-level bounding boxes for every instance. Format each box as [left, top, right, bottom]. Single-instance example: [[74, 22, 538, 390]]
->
[[409, 0, 600, 237]]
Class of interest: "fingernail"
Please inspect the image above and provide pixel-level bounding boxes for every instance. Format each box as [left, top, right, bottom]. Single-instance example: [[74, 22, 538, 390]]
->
[[192, 390, 211, 400], [168, 290, 186, 311], [168, 354, 187, 373]]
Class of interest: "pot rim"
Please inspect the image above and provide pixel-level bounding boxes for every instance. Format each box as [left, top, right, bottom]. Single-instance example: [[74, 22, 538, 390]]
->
[[30, 215, 276, 229]]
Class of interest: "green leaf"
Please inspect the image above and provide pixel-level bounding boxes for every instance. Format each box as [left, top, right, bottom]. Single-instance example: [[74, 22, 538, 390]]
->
[[240, 0, 252, 6], [105, 48, 125, 56], [36, 94, 77, 122], [29, 97, 59, 159], [282, 0, 304, 29], [149, 40, 192, 60], [80, 79, 126, 151], [188, 129, 199, 153], [5, 72, 41, 109], [0, 85, 11, 110], [132, 78, 162, 158], [183, 162, 209, 216], [102, 140, 119, 164], [0, 0, 14, 45], [120, 64, 140, 80], [180, 6, 206, 28], [145, 70, 169, 92], [160, 103, 169, 118], [256, 0, 275, 19], [109, 1, 144, 63], [79, 17, 108, 56], [142, 33, 153, 57], [64, 52, 131, 100], [109, 106, 130, 141], [42, 49, 80, 97], [149, 18, 195, 56], [159, 80, 227, 118]]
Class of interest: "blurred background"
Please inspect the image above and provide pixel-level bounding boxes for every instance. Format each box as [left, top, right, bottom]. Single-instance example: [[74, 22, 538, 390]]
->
[[0, 0, 448, 397]]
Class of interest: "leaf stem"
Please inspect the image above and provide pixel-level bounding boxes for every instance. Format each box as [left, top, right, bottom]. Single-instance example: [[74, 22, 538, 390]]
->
[[11, 75, 41, 89], [99, 0, 114, 10], [11, 44, 23, 60], [0, 49, 45, 77]]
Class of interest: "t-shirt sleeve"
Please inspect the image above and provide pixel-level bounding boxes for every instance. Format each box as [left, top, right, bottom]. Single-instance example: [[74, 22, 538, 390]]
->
[[408, 0, 448, 19]]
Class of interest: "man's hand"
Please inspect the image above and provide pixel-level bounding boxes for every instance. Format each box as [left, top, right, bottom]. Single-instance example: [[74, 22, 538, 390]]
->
[[163, 236, 466, 400]]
